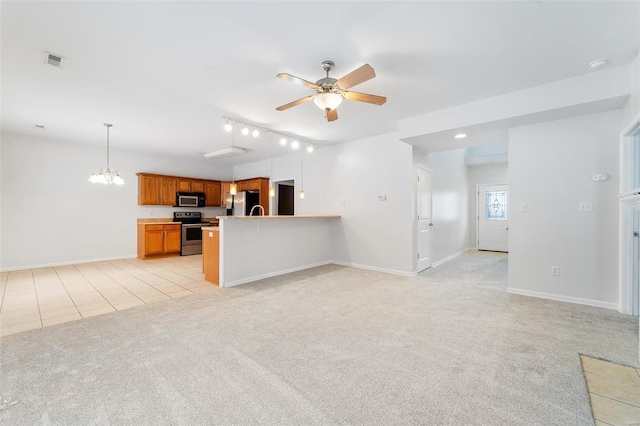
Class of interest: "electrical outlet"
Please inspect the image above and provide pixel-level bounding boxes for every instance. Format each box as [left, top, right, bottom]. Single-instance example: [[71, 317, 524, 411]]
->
[[551, 266, 559, 276], [519, 203, 527, 212], [578, 202, 592, 212], [341, 200, 346, 206]]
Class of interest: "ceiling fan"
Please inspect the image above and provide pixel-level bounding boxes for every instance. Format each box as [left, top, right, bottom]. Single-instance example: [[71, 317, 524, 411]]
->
[[276, 61, 387, 122]]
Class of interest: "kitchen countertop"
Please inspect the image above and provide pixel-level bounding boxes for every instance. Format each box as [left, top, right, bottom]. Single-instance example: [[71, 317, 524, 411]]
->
[[201, 226, 220, 231], [216, 215, 340, 220], [137, 220, 179, 225], [137, 218, 219, 225]]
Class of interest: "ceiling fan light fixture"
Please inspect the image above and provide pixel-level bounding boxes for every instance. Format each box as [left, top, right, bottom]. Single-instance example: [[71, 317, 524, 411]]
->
[[314, 92, 343, 111]]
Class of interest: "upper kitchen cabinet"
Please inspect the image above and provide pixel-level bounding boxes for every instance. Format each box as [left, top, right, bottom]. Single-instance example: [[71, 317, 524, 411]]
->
[[137, 173, 176, 206], [220, 182, 232, 205], [204, 181, 221, 207], [178, 179, 205, 193], [137, 173, 220, 206]]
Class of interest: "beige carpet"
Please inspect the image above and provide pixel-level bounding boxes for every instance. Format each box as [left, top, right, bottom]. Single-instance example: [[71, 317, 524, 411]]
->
[[0, 251, 637, 425]]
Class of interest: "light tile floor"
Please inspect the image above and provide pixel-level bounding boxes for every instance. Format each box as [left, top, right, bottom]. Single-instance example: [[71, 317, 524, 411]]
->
[[581, 355, 640, 426], [0, 255, 216, 337]]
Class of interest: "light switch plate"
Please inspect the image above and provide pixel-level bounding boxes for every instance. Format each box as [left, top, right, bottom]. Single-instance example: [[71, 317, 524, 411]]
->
[[578, 202, 593, 212]]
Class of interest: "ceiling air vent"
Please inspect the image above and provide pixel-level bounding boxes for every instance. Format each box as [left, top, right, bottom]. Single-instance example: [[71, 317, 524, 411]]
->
[[45, 52, 63, 67]]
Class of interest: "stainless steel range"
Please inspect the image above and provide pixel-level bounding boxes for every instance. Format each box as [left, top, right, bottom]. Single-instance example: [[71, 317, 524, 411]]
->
[[173, 211, 209, 256]]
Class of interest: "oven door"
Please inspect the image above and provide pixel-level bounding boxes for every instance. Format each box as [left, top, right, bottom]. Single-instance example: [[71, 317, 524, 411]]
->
[[181, 224, 204, 255]]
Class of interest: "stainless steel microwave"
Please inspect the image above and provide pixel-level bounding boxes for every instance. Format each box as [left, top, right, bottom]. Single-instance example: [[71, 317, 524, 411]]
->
[[176, 192, 205, 207]]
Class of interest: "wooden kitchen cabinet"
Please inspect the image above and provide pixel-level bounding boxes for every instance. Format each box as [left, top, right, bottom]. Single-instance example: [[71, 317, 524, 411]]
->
[[137, 223, 182, 259], [137, 173, 221, 206], [205, 181, 221, 207], [138, 174, 177, 206], [178, 178, 205, 193], [138, 174, 160, 205], [220, 182, 232, 205], [159, 176, 177, 206]]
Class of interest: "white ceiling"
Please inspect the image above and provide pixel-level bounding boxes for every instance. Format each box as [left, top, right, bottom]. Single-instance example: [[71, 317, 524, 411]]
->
[[2, 1, 639, 165]]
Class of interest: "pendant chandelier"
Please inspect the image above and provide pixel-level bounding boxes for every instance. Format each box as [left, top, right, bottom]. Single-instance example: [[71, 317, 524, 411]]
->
[[89, 123, 124, 185]]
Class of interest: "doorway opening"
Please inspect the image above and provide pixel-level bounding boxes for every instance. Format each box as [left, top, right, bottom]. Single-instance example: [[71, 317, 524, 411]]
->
[[416, 167, 432, 273], [274, 179, 295, 215], [620, 121, 640, 317], [477, 184, 509, 252]]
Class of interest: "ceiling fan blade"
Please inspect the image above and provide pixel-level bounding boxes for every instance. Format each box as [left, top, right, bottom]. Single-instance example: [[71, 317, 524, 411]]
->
[[326, 108, 338, 122], [343, 91, 387, 105], [277, 73, 318, 89], [276, 95, 314, 111], [336, 64, 376, 90]]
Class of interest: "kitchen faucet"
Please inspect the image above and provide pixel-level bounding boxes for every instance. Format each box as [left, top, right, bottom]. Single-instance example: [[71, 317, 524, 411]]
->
[[250, 205, 265, 216]]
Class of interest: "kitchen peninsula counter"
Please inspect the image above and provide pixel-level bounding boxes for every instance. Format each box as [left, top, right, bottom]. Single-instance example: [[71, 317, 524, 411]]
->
[[218, 215, 341, 220], [202, 215, 341, 287]]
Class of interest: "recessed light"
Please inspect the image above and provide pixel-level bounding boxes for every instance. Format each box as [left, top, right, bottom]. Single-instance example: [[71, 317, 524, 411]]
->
[[589, 58, 608, 69], [454, 133, 467, 139]]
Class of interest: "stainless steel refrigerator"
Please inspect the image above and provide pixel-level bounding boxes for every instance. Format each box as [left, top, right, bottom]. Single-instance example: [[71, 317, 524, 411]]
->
[[225, 191, 261, 216]]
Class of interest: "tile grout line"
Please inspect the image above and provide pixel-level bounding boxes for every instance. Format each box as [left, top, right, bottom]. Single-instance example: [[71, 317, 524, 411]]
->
[[77, 263, 139, 311], [106, 260, 180, 301], [583, 369, 640, 388], [587, 389, 640, 409], [0, 270, 9, 314], [110, 259, 195, 298], [31, 269, 44, 328], [67, 264, 117, 312], [51, 265, 83, 320]]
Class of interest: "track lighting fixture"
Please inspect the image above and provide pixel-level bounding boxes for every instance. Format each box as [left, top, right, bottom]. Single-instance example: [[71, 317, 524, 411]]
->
[[220, 116, 315, 154]]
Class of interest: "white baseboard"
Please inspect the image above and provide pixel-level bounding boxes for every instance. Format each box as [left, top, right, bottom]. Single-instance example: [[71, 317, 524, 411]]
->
[[221, 261, 333, 288], [431, 249, 466, 268], [1, 254, 139, 272], [331, 261, 416, 277], [506, 287, 618, 310]]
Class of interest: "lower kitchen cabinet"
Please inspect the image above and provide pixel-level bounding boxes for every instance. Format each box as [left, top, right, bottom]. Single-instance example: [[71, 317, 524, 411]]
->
[[137, 223, 182, 259]]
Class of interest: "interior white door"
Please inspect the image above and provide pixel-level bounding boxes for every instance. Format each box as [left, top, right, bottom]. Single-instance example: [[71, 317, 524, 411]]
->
[[417, 167, 432, 272], [478, 184, 509, 252]]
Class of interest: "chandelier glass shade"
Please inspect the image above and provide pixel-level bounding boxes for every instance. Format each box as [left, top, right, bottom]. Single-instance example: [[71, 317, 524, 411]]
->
[[313, 92, 343, 111], [89, 123, 124, 185]]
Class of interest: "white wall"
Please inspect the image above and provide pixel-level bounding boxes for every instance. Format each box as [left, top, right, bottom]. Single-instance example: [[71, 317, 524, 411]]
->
[[219, 217, 337, 287], [1, 132, 232, 270], [508, 110, 620, 308], [415, 148, 470, 264], [467, 162, 509, 248], [621, 51, 640, 132], [233, 133, 415, 275]]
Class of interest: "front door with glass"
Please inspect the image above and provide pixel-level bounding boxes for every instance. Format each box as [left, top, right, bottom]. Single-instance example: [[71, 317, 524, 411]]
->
[[478, 184, 509, 252]]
